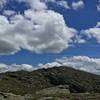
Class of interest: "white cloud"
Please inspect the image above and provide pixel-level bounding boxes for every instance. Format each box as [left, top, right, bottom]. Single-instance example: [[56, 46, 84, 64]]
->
[[0, 0, 77, 55], [0, 0, 85, 11], [17, 0, 47, 10], [55, 0, 70, 9], [38, 56, 100, 75], [97, 0, 100, 11], [3, 10, 16, 16], [76, 38, 86, 43], [72, 0, 84, 10], [74, 35, 86, 44], [82, 22, 100, 43], [0, 56, 100, 75], [0, 63, 34, 73], [18, 0, 69, 10], [45, 0, 70, 9], [0, 10, 77, 55], [0, 0, 7, 9], [0, 0, 78, 55], [38, 62, 61, 69], [97, 4, 100, 11]]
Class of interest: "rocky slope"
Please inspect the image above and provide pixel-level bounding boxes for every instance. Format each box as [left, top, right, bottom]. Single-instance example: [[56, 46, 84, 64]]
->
[[0, 66, 100, 99]]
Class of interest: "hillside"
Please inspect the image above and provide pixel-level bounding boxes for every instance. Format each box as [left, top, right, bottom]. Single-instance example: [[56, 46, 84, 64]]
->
[[0, 66, 100, 99], [0, 66, 100, 94]]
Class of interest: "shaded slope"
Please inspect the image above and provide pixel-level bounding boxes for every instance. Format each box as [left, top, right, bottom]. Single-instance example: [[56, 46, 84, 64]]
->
[[0, 66, 100, 95]]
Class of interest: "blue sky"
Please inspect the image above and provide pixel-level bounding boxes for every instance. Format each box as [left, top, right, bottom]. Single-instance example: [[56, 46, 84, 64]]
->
[[0, 0, 100, 67]]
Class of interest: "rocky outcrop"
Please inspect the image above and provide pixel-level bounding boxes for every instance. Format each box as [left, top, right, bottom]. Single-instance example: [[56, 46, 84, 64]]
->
[[36, 85, 70, 96], [0, 92, 25, 100]]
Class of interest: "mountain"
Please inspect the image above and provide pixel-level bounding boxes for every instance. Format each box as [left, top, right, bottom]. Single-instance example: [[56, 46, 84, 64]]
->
[[0, 66, 100, 99]]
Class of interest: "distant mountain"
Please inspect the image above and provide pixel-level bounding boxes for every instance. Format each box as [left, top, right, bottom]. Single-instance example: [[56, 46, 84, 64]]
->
[[0, 66, 100, 96]]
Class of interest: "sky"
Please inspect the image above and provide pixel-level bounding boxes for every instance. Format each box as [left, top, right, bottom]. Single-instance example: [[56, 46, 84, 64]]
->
[[0, 0, 100, 74]]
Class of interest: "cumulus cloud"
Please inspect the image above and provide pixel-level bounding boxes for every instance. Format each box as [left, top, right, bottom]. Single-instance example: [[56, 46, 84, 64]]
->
[[82, 22, 100, 43], [17, 0, 47, 10], [52, 0, 70, 9], [0, 63, 34, 73], [3, 10, 16, 16], [0, 56, 100, 75], [0, 10, 76, 55], [72, 0, 84, 10], [38, 56, 100, 75], [0, 0, 77, 55], [46, 0, 85, 10]]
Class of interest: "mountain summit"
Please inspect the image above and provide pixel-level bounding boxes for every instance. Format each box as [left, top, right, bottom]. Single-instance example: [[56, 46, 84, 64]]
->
[[0, 66, 100, 99]]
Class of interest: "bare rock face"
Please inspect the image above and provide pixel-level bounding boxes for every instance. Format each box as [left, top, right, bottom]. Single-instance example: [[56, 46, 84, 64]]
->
[[36, 85, 70, 96], [0, 92, 25, 100]]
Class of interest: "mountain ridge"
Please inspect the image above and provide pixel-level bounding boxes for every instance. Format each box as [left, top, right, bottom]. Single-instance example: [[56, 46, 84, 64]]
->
[[0, 66, 100, 96]]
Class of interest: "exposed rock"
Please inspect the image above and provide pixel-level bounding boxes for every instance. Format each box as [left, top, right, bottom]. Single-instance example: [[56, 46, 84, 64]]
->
[[36, 85, 70, 96], [0, 92, 25, 100], [0, 66, 100, 100]]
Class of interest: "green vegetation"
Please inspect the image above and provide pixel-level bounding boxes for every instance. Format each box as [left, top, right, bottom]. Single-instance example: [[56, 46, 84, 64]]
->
[[0, 66, 100, 99]]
